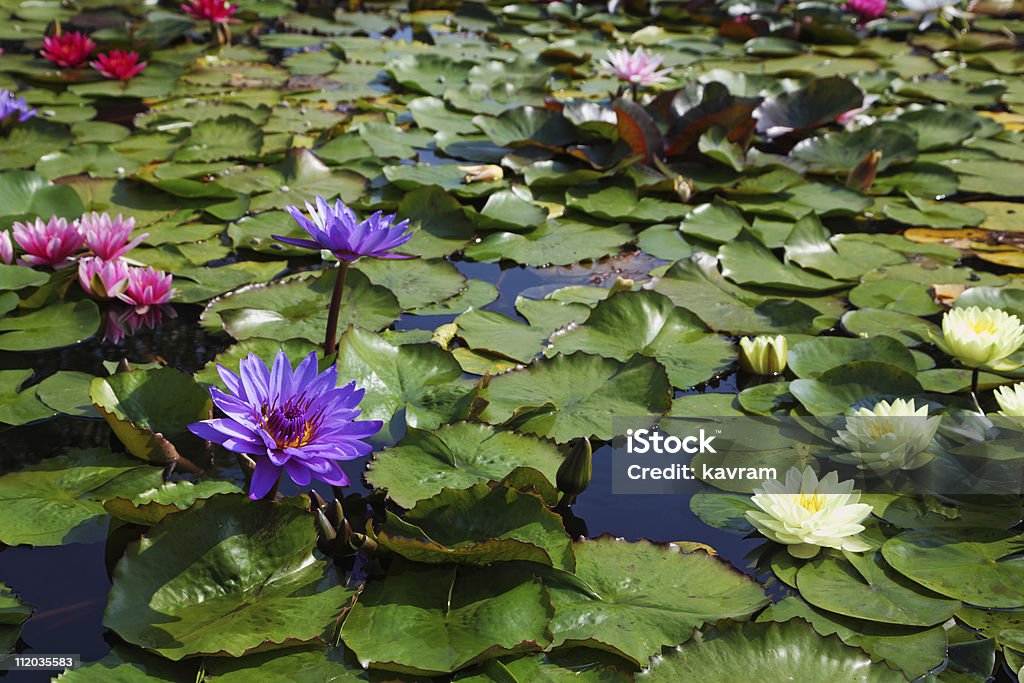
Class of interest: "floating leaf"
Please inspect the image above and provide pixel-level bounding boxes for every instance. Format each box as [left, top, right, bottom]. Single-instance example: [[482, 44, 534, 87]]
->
[[105, 494, 354, 660], [367, 423, 564, 508], [341, 562, 552, 676], [379, 483, 573, 569], [546, 537, 768, 667], [478, 353, 672, 443]]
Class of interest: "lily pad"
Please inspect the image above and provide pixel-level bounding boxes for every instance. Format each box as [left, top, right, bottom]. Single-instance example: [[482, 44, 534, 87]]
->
[[478, 352, 672, 443], [0, 449, 163, 546], [378, 483, 573, 569], [104, 494, 354, 660], [550, 290, 735, 389], [341, 562, 552, 676], [366, 423, 564, 508], [546, 537, 768, 667], [644, 621, 899, 682], [882, 529, 1024, 608]]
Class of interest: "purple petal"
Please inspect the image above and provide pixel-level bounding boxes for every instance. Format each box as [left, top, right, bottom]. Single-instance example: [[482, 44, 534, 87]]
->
[[273, 235, 322, 250], [284, 459, 312, 486], [249, 458, 282, 499], [216, 364, 246, 399]]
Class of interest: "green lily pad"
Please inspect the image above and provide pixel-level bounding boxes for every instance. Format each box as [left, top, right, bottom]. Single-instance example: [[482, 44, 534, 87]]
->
[[882, 529, 1024, 608], [103, 479, 242, 526], [0, 448, 163, 546], [202, 269, 401, 340], [546, 537, 768, 667], [341, 562, 552, 676], [841, 308, 939, 347], [551, 290, 735, 389], [463, 219, 633, 266], [791, 122, 917, 174], [173, 115, 264, 163], [353, 257, 466, 310], [0, 368, 54, 426], [759, 596, 946, 680], [720, 234, 847, 293], [788, 336, 917, 379], [89, 366, 212, 469], [366, 423, 564, 508], [0, 300, 99, 351], [335, 328, 475, 439], [0, 264, 48, 291], [0, 583, 32, 654], [472, 106, 575, 148], [783, 214, 905, 281], [104, 494, 354, 660], [644, 621, 899, 682], [796, 551, 961, 627], [478, 352, 672, 443], [378, 482, 573, 569], [789, 361, 924, 414]]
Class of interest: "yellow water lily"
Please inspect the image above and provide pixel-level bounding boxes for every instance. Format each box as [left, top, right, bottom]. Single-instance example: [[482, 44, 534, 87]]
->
[[831, 398, 939, 474], [746, 466, 872, 559], [934, 306, 1024, 370], [738, 335, 787, 376], [994, 383, 1024, 417]]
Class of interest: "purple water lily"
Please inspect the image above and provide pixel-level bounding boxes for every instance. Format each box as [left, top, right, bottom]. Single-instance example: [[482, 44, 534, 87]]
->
[[189, 350, 382, 499], [274, 196, 416, 355], [275, 196, 414, 262], [0, 89, 37, 125]]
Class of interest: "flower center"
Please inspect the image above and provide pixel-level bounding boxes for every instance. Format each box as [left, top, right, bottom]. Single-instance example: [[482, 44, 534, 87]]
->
[[971, 319, 998, 335], [797, 493, 825, 513], [261, 396, 321, 449], [864, 419, 896, 438]]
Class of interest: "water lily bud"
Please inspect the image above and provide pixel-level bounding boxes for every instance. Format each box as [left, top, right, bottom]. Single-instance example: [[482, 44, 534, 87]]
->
[[934, 306, 1024, 370], [557, 437, 593, 503], [314, 508, 338, 553], [431, 322, 458, 350], [608, 276, 634, 296], [746, 466, 872, 559], [847, 149, 882, 192], [673, 176, 695, 203], [308, 489, 326, 514], [994, 383, 1024, 417], [327, 498, 345, 529], [459, 164, 503, 184], [738, 335, 788, 376]]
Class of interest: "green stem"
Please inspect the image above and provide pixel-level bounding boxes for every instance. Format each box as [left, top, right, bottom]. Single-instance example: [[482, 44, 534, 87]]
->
[[630, 82, 639, 101], [323, 260, 349, 356], [970, 367, 982, 414]]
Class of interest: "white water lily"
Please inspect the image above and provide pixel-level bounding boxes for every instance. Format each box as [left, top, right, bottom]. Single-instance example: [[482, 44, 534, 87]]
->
[[994, 383, 1024, 417], [832, 398, 939, 473], [934, 306, 1024, 370], [746, 467, 872, 559], [738, 335, 787, 376], [901, 0, 972, 30]]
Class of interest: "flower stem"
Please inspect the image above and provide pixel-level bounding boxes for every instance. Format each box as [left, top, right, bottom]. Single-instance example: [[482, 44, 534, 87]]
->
[[970, 367, 982, 414], [323, 260, 348, 356], [630, 82, 639, 101]]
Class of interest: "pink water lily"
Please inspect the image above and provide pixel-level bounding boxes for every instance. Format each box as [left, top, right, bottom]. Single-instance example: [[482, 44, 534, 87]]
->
[[78, 256, 130, 299], [117, 266, 175, 313], [845, 0, 888, 19], [77, 211, 147, 260], [91, 50, 147, 80], [40, 31, 96, 68], [597, 47, 673, 88], [0, 230, 12, 265], [12, 216, 84, 268]]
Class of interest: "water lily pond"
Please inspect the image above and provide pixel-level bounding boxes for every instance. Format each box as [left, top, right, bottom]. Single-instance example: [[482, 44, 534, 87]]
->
[[2, 0, 1024, 680]]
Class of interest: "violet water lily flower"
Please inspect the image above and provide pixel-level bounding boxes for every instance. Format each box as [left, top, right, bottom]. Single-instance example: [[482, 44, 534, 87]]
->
[[276, 196, 414, 261], [0, 89, 37, 124], [189, 350, 382, 499]]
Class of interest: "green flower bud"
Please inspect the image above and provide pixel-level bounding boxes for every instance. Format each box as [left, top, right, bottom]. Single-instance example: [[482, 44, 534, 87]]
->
[[557, 437, 593, 503], [738, 335, 788, 376]]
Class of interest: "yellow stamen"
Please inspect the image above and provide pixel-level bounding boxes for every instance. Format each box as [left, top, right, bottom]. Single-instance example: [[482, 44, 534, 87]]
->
[[797, 493, 825, 513]]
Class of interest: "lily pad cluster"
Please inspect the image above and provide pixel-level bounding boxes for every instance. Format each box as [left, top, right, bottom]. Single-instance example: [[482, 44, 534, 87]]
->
[[0, 0, 1023, 680]]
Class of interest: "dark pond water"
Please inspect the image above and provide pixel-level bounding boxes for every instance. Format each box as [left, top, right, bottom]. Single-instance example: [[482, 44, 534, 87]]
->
[[0, 256, 762, 681]]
